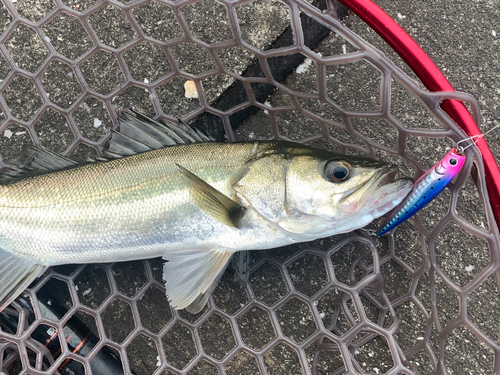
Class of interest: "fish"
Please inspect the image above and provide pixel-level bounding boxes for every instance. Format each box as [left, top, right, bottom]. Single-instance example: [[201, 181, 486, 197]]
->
[[376, 147, 466, 235], [0, 110, 413, 313]]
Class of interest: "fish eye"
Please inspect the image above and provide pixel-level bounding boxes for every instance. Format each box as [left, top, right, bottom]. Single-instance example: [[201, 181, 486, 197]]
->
[[449, 158, 458, 166], [325, 160, 351, 182]]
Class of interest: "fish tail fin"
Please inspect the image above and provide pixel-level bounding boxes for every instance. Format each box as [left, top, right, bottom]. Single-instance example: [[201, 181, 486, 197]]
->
[[0, 248, 46, 312], [163, 249, 232, 311]]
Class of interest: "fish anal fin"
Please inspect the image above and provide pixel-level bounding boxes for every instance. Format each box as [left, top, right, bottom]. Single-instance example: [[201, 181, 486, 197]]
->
[[0, 248, 46, 312], [175, 163, 246, 229], [163, 249, 232, 311]]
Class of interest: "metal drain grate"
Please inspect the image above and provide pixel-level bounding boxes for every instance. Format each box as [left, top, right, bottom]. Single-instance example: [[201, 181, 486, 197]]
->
[[0, 0, 498, 374]]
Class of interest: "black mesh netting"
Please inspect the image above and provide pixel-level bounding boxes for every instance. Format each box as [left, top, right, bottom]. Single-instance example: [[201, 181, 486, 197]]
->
[[0, 0, 498, 374]]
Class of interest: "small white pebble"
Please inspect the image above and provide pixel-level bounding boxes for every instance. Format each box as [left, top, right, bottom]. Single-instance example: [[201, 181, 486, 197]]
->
[[156, 356, 161, 366], [47, 300, 52, 305], [82, 102, 91, 113], [144, 78, 150, 84], [296, 58, 312, 74], [493, 30, 497, 37], [397, 12, 406, 19], [417, 336, 424, 340], [75, 285, 79, 291], [157, 20, 164, 25], [465, 265, 474, 272], [67, 72, 73, 77], [373, 368, 380, 374], [319, 312, 325, 319], [342, 44, 347, 54], [15, 131, 26, 136], [3, 129, 13, 139], [93, 118, 102, 128], [82, 288, 92, 296], [240, 303, 244, 308], [263, 101, 272, 116], [44, 36, 51, 43], [184, 80, 198, 99]]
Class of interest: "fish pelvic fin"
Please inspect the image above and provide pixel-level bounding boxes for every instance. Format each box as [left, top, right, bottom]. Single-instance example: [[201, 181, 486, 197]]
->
[[175, 163, 247, 229], [231, 250, 251, 288], [185, 259, 229, 314], [0, 248, 46, 312], [163, 249, 232, 311], [186, 250, 251, 313]]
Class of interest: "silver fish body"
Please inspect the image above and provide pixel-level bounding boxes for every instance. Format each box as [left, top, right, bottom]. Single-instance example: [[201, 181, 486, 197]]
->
[[0, 143, 290, 265], [0, 125, 412, 312]]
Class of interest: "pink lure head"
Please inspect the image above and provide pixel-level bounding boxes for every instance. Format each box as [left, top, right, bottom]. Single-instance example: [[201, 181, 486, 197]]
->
[[435, 148, 466, 177]]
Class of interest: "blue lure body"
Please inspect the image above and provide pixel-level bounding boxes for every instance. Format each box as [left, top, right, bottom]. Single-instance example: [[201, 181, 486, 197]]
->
[[377, 148, 466, 236]]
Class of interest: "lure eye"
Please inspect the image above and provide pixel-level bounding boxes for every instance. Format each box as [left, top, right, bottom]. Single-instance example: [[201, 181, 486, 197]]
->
[[325, 160, 351, 182], [449, 158, 458, 166]]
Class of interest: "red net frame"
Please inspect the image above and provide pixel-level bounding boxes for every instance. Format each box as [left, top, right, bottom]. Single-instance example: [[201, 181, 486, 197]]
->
[[340, 0, 500, 232]]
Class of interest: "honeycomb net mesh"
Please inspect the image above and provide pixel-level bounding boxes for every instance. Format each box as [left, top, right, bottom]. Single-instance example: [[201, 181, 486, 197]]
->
[[0, 0, 498, 374]]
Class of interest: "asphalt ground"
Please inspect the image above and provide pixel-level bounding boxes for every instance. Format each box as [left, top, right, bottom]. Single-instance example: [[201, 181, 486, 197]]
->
[[0, 0, 498, 374]]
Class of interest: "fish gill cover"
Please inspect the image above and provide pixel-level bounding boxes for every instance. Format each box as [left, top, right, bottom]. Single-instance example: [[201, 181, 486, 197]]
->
[[0, 0, 498, 375]]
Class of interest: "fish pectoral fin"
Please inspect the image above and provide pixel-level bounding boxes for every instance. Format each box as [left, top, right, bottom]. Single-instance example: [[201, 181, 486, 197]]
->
[[0, 248, 46, 312], [176, 163, 247, 228], [163, 249, 232, 311]]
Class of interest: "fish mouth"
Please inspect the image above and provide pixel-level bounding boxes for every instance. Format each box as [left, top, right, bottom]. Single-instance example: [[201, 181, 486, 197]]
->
[[340, 164, 413, 215], [378, 166, 397, 186], [341, 164, 398, 200], [363, 166, 413, 218]]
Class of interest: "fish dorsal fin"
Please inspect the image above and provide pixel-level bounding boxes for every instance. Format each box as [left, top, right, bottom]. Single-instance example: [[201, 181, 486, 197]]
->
[[0, 145, 80, 185], [0, 110, 215, 183], [105, 110, 215, 158], [163, 248, 232, 311], [175, 163, 247, 229]]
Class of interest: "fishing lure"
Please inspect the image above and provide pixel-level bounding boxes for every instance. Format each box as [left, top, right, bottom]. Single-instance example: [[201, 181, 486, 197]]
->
[[377, 147, 466, 235]]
